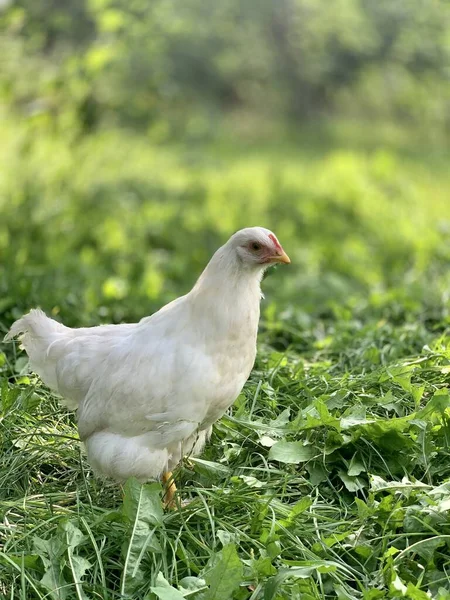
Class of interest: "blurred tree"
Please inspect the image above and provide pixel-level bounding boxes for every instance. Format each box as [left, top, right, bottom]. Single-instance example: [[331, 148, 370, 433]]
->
[[9, 0, 95, 50], [0, 0, 448, 134]]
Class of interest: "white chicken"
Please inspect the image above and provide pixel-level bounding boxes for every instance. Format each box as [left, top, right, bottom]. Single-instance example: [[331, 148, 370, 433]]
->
[[5, 227, 290, 505]]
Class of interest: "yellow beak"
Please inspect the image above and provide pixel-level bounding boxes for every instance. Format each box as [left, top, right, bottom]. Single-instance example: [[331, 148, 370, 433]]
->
[[272, 251, 290, 264], [278, 251, 291, 264]]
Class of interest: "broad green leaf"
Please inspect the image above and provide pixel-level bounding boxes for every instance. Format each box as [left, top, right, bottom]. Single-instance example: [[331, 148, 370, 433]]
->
[[312, 531, 351, 551], [326, 390, 349, 410], [378, 390, 403, 415], [250, 556, 277, 578], [62, 521, 86, 550], [62, 521, 91, 600], [259, 435, 277, 447], [41, 570, 69, 600], [238, 474, 265, 488], [203, 543, 243, 600], [33, 536, 68, 600], [22, 392, 42, 411], [381, 364, 416, 389], [405, 583, 433, 600], [288, 496, 313, 518], [412, 537, 446, 562], [69, 556, 92, 581], [359, 419, 414, 451], [14, 356, 29, 374], [417, 390, 450, 419], [0, 554, 41, 570], [334, 583, 361, 599], [390, 573, 407, 595], [341, 407, 374, 429], [348, 454, 366, 476], [178, 576, 208, 595], [355, 545, 373, 560], [264, 564, 337, 600], [269, 407, 291, 427], [370, 475, 430, 493], [325, 431, 346, 453], [121, 480, 163, 596], [151, 572, 185, 600], [217, 530, 240, 547], [355, 498, 372, 520], [312, 399, 341, 429], [269, 442, 316, 464], [260, 530, 282, 559], [338, 470, 366, 492], [429, 481, 450, 497], [306, 462, 328, 485], [301, 408, 341, 432], [1, 381, 20, 413], [265, 565, 314, 599], [411, 385, 425, 404], [122, 478, 163, 526], [190, 458, 231, 480]]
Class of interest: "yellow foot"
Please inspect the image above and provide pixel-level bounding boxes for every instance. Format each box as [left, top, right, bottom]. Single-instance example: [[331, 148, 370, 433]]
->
[[162, 471, 177, 510]]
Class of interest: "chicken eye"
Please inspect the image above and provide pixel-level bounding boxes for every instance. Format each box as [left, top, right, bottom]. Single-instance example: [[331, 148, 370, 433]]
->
[[251, 242, 262, 251]]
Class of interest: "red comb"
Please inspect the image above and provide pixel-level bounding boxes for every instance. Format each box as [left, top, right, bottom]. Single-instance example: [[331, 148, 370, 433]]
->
[[269, 233, 282, 251]]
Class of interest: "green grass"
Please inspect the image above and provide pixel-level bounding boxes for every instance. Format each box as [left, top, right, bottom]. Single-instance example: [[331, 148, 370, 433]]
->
[[1, 117, 450, 599]]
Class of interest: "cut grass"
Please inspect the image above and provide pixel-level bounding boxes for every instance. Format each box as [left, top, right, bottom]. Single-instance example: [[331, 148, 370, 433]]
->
[[1, 297, 450, 599]]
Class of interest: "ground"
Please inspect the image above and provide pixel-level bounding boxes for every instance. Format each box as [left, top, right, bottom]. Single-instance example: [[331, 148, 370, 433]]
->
[[1, 121, 450, 599]]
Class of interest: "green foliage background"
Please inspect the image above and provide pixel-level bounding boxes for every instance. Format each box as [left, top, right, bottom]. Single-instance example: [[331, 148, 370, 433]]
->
[[1, 1, 450, 599]]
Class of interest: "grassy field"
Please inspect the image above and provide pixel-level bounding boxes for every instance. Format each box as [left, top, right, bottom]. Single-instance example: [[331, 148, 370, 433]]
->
[[1, 118, 450, 599]]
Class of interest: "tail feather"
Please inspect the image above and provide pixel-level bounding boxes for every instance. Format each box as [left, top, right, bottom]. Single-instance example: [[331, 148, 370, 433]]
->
[[4, 309, 69, 392], [6, 309, 57, 340]]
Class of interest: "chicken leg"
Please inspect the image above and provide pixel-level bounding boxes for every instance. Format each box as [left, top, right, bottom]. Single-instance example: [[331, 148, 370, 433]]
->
[[162, 471, 177, 509]]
